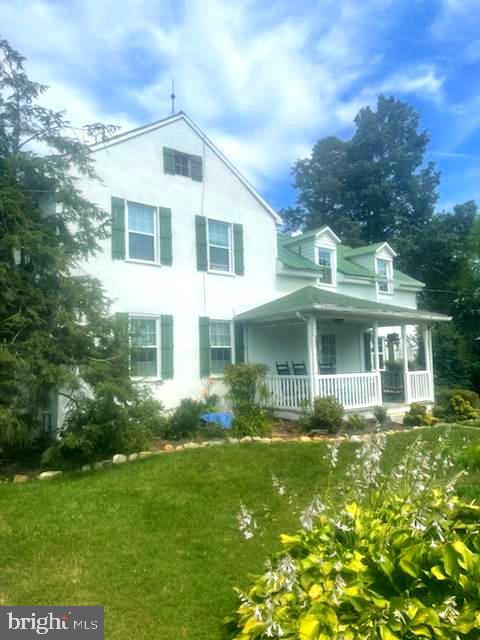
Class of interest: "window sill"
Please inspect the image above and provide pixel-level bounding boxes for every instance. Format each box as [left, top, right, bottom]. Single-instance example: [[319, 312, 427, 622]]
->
[[125, 259, 162, 268], [132, 377, 164, 384], [207, 269, 235, 277]]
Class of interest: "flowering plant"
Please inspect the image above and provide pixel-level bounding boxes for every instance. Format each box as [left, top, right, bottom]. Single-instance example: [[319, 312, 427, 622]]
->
[[227, 434, 480, 639]]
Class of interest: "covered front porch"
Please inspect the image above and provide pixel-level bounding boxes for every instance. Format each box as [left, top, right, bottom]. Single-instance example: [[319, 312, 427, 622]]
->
[[236, 286, 450, 414]]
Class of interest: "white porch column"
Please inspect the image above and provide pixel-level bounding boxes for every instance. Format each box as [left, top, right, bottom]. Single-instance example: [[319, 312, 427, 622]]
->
[[372, 321, 383, 404], [306, 315, 318, 408], [424, 324, 434, 401], [401, 324, 411, 404], [372, 321, 380, 371]]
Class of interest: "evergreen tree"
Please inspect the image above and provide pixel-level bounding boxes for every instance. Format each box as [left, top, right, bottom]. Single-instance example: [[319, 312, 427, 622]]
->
[[0, 38, 133, 448]]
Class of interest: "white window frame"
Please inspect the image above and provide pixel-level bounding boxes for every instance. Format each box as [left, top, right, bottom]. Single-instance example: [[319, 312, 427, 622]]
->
[[318, 333, 337, 374], [376, 258, 393, 294], [209, 319, 233, 375], [125, 202, 159, 265], [207, 218, 233, 275], [316, 245, 336, 287], [129, 315, 161, 380]]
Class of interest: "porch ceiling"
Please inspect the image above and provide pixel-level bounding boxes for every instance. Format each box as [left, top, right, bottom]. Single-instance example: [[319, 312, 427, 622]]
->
[[235, 286, 451, 325]]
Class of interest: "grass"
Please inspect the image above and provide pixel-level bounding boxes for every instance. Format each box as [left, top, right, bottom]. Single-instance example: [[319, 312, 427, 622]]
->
[[1, 426, 479, 639]]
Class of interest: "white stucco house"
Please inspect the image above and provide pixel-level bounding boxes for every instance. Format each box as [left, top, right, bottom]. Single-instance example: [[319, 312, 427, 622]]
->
[[69, 111, 449, 421]]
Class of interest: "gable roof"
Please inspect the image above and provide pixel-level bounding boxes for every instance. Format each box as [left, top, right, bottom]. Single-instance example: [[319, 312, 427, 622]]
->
[[282, 225, 341, 246], [236, 285, 449, 323], [342, 241, 397, 258], [89, 111, 282, 225]]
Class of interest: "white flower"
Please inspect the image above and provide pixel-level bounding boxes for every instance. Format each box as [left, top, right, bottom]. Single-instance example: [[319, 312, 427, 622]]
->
[[271, 473, 286, 496], [300, 496, 326, 531], [326, 443, 340, 468], [237, 503, 257, 540]]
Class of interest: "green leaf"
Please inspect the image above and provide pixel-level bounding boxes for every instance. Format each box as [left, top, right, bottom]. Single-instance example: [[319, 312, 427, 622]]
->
[[431, 566, 447, 581], [379, 625, 401, 640], [298, 613, 320, 639]]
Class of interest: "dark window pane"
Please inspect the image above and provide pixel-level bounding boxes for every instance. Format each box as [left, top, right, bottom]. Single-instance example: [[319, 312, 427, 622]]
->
[[129, 232, 155, 261], [131, 347, 157, 377], [174, 152, 190, 176], [210, 347, 231, 374], [209, 246, 230, 271]]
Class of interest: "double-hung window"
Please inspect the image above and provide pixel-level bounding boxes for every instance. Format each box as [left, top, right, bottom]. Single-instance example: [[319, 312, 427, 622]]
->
[[376, 258, 393, 294], [319, 334, 336, 374], [127, 203, 157, 263], [317, 248, 333, 284], [130, 317, 160, 378], [210, 321, 232, 373], [207, 219, 232, 273]]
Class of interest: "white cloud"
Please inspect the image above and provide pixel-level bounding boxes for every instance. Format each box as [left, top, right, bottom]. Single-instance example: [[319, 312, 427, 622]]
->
[[0, 0, 452, 192]]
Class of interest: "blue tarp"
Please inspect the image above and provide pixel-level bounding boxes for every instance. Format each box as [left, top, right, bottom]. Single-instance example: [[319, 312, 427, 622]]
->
[[200, 412, 233, 429]]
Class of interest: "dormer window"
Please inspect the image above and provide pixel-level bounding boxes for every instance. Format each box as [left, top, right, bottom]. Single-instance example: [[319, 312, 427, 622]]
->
[[317, 247, 334, 285], [376, 258, 393, 294]]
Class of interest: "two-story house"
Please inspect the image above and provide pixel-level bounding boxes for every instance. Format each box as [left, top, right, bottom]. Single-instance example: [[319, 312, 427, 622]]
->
[[70, 111, 449, 422]]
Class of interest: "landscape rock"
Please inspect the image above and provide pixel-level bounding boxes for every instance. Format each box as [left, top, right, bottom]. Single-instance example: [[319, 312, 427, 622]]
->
[[38, 470, 63, 480], [260, 438, 272, 443], [163, 444, 174, 452], [227, 437, 240, 444], [299, 436, 311, 442], [13, 474, 29, 483], [128, 453, 139, 461], [139, 451, 154, 459], [184, 442, 201, 449], [175, 445, 185, 451], [81, 465, 92, 472], [240, 436, 253, 442], [207, 440, 224, 446], [112, 454, 127, 465]]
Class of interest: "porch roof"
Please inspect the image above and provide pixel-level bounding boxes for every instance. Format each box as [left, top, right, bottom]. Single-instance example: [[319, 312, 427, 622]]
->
[[235, 286, 451, 324]]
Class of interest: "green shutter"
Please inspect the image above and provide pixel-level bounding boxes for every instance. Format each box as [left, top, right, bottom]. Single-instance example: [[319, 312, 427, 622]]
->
[[190, 154, 203, 182], [161, 315, 174, 379], [163, 147, 176, 174], [234, 322, 245, 363], [111, 197, 125, 260], [363, 332, 372, 372], [159, 207, 172, 266], [115, 312, 130, 376], [233, 223, 244, 275], [195, 215, 208, 271], [199, 316, 210, 377]]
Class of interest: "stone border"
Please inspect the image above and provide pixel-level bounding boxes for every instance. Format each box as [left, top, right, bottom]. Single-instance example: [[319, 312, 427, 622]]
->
[[6, 424, 472, 484]]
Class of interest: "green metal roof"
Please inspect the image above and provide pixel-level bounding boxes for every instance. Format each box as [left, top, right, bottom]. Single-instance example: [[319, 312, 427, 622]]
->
[[277, 236, 323, 273], [341, 242, 388, 258], [236, 286, 450, 323], [281, 226, 331, 246], [277, 234, 424, 288]]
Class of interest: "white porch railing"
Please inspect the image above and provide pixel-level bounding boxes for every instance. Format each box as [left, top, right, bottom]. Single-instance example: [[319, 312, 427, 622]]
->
[[317, 372, 382, 410], [264, 375, 310, 410], [408, 370, 433, 403], [264, 372, 383, 411]]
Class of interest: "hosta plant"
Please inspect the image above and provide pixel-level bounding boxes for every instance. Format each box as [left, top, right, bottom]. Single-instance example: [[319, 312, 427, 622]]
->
[[227, 435, 480, 639]]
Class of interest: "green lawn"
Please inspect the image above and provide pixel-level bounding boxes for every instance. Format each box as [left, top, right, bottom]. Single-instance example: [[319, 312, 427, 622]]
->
[[1, 427, 479, 640]]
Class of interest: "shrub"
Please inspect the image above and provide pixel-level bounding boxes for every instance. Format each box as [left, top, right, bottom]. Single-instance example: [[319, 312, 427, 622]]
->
[[306, 396, 344, 433], [163, 394, 220, 440], [436, 387, 480, 409], [344, 413, 369, 432], [373, 404, 388, 427], [227, 436, 480, 640], [434, 393, 478, 422], [41, 388, 161, 469], [223, 363, 269, 412], [231, 406, 271, 438], [403, 402, 437, 426]]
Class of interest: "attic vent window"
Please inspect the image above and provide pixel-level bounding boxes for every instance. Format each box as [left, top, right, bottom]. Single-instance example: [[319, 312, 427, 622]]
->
[[163, 147, 203, 181]]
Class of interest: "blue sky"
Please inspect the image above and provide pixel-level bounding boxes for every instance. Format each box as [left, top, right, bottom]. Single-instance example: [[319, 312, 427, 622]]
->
[[2, 0, 480, 213]]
